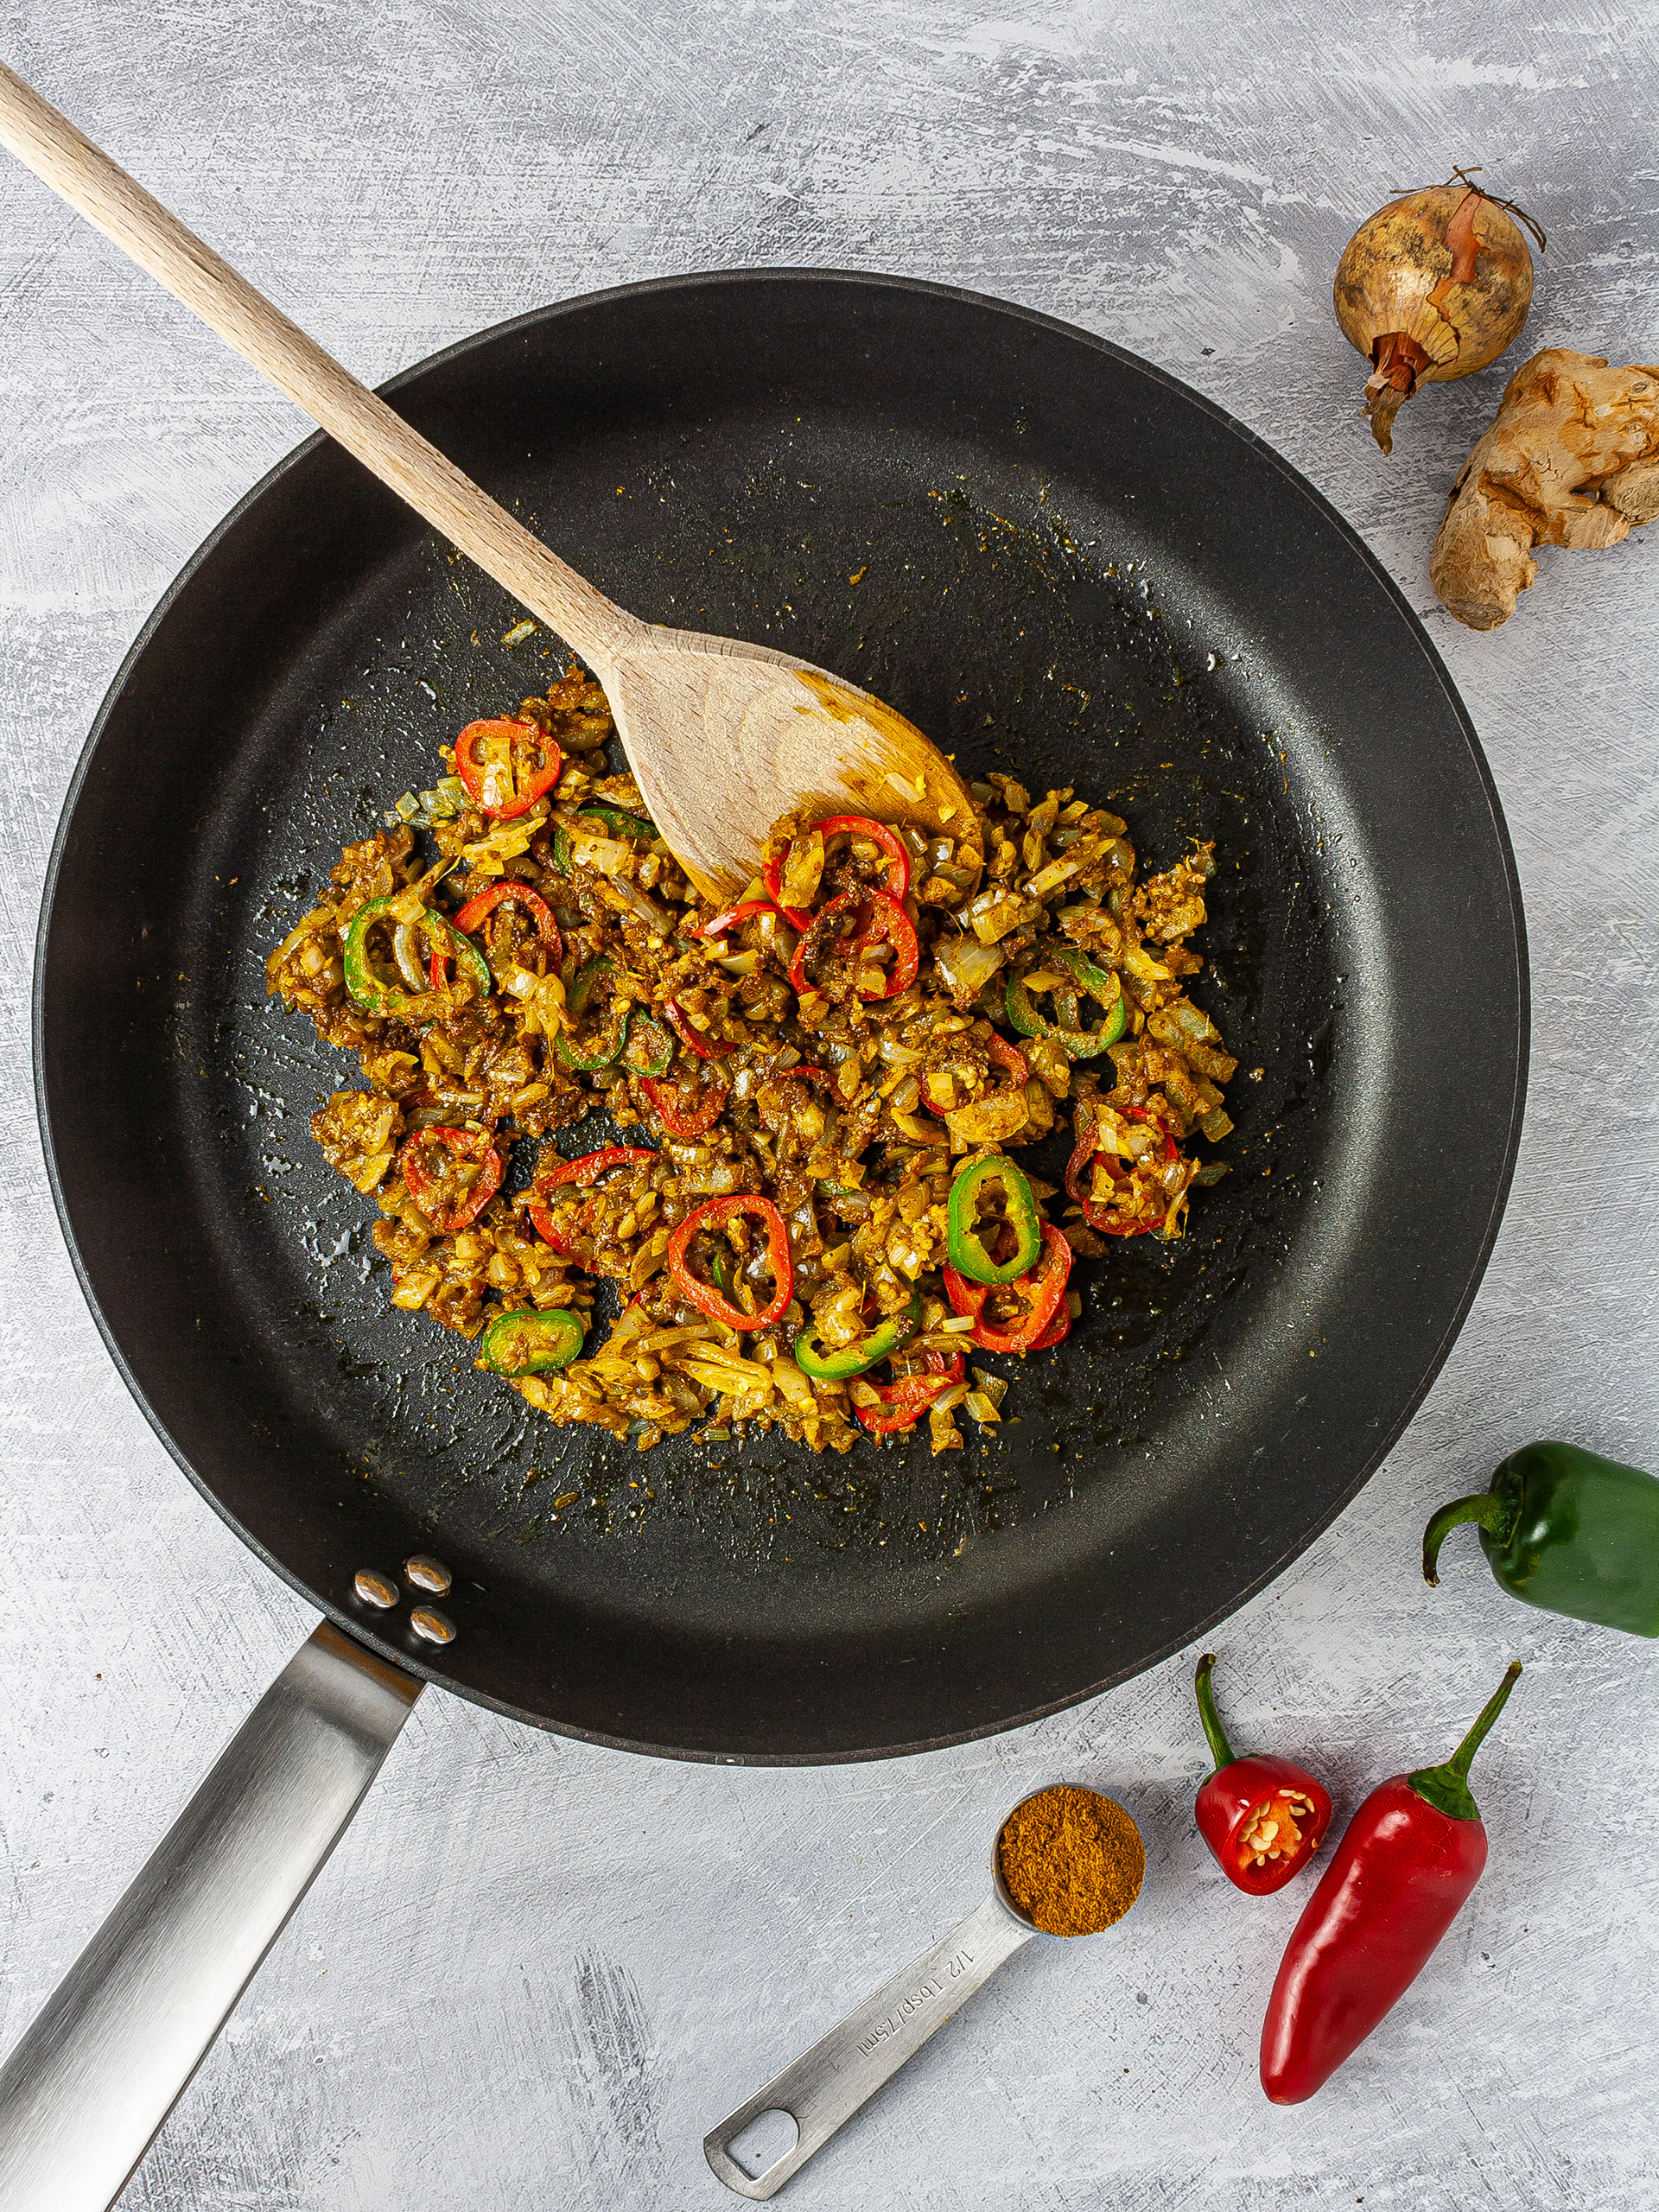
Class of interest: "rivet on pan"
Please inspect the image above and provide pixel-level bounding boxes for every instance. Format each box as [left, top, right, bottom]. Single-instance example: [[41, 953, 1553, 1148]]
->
[[404, 1554, 453, 1595], [410, 1606, 457, 1646], [353, 1568, 399, 1610]]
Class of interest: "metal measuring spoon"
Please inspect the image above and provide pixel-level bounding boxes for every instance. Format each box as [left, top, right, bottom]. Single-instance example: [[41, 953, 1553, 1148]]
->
[[704, 1788, 1145, 2199]]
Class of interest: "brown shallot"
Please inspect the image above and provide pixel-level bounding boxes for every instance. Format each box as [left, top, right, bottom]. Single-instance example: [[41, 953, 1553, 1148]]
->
[[1333, 168, 1543, 454]]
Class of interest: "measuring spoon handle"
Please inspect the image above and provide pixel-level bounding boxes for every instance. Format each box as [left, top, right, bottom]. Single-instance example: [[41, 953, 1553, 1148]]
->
[[704, 1892, 1033, 2199]]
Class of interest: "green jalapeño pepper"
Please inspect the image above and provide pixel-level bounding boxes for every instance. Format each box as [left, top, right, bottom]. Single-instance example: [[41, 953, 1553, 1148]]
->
[[1005, 944, 1127, 1058], [946, 1154, 1041, 1286], [1423, 1440, 1659, 1637], [793, 1287, 921, 1381], [555, 955, 630, 1071], [480, 1306, 585, 1377]]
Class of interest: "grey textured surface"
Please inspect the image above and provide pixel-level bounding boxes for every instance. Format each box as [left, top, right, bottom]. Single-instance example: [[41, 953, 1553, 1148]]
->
[[1, 5, 1656, 2208]]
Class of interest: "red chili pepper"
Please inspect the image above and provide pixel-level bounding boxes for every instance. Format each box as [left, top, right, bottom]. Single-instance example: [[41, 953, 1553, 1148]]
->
[[1260, 1661, 1522, 2105], [399, 1126, 503, 1233], [639, 1069, 729, 1139], [664, 995, 730, 1059], [986, 1032, 1029, 1090], [855, 1350, 966, 1435], [667, 1195, 792, 1330], [435, 880, 561, 988], [943, 1222, 1072, 1353], [816, 814, 912, 903], [1028, 1300, 1071, 1349], [453, 716, 563, 820], [528, 1146, 657, 1255], [1192, 1654, 1332, 1897], [791, 889, 919, 1002], [696, 898, 775, 938], [1066, 1102, 1175, 1236]]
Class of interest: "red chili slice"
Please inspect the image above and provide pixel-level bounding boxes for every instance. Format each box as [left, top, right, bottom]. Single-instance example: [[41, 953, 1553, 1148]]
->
[[528, 1146, 657, 1255], [987, 1032, 1029, 1090], [817, 815, 912, 903], [435, 880, 562, 988], [1067, 1103, 1179, 1236], [856, 1349, 967, 1435], [667, 1195, 793, 1330], [1029, 1301, 1072, 1349], [639, 1069, 730, 1139], [696, 898, 775, 938], [664, 996, 731, 1059], [453, 716, 563, 821], [399, 1126, 504, 1233], [943, 1222, 1072, 1353], [790, 889, 919, 1002]]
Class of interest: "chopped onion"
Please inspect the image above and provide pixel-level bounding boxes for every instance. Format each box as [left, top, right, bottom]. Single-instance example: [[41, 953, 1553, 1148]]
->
[[779, 828, 825, 909], [932, 934, 1007, 1007]]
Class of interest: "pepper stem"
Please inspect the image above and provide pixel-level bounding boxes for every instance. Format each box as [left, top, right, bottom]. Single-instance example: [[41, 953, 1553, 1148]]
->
[[1446, 1659, 1523, 1782], [1408, 1661, 1522, 1821], [1422, 1488, 1516, 1586], [1192, 1653, 1237, 1774]]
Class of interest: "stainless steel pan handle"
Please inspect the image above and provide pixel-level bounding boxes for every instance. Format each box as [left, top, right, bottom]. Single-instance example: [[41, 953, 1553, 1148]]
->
[[0, 1622, 421, 2212]]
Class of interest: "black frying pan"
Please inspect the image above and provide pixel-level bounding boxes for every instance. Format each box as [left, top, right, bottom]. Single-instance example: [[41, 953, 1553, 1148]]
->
[[38, 271, 1525, 1763]]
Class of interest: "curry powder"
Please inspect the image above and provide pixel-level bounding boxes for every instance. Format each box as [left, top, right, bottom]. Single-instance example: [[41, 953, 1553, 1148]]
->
[[996, 1785, 1145, 1936]]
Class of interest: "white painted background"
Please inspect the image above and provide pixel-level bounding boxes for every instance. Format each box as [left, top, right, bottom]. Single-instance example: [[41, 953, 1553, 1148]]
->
[[1, 4, 1656, 2207]]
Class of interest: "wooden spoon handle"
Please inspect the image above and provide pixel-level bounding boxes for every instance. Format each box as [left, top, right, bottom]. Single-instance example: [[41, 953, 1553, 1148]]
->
[[0, 62, 642, 670]]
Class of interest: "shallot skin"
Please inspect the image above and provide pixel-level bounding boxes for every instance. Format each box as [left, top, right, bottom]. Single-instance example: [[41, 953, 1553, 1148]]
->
[[1334, 184, 1535, 453]]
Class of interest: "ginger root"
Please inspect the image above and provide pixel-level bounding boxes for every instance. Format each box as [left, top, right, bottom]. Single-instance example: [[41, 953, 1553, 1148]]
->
[[1431, 348, 1659, 629]]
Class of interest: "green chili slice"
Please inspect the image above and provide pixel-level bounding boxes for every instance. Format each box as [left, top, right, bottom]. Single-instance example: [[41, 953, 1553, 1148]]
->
[[579, 804, 657, 842], [429, 914, 493, 997], [623, 1012, 675, 1077], [793, 1287, 921, 1381], [1005, 945, 1127, 1058], [556, 955, 630, 1071], [343, 897, 405, 1013], [551, 825, 573, 874], [344, 897, 487, 1015], [480, 1306, 584, 1376], [946, 1154, 1042, 1286]]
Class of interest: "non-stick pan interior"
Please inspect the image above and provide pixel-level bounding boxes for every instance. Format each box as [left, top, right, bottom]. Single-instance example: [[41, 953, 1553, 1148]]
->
[[36, 273, 1524, 1758]]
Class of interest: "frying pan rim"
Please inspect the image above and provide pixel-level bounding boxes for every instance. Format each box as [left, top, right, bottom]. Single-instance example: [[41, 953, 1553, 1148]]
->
[[31, 264, 1529, 1763]]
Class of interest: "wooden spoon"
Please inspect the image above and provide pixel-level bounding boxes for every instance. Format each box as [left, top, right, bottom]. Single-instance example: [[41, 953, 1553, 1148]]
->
[[0, 65, 980, 902]]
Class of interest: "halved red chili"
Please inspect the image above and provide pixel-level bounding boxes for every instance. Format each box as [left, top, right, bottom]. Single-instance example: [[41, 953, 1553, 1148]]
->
[[790, 889, 919, 1003], [817, 814, 912, 904], [434, 880, 562, 988], [639, 1068, 730, 1140], [943, 1222, 1072, 1353], [667, 1195, 792, 1330], [400, 1126, 503, 1233], [664, 995, 730, 1059], [453, 716, 563, 821], [528, 1146, 657, 1255]]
